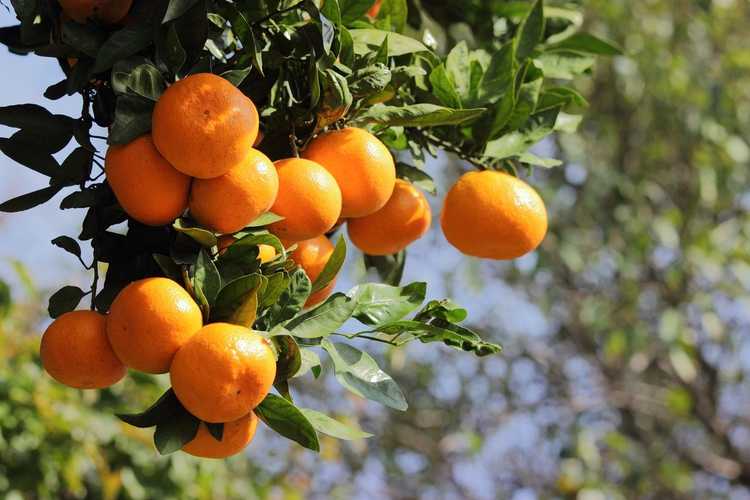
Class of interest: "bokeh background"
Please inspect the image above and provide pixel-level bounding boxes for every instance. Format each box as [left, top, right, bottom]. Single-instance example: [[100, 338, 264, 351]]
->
[[2, 0, 750, 498]]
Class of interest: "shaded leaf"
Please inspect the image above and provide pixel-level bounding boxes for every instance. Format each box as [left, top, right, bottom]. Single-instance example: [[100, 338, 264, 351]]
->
[[285, 293, 357, 339], [0, 185, 61, 213], [254, 394, 320, 452], [310, 236, 346, 295], [51, 236, 82, 258], [299, 408, 372, 440], [117, 389, 181, 428], [48, 286, 87, 318], [356, 103, 484, 127]]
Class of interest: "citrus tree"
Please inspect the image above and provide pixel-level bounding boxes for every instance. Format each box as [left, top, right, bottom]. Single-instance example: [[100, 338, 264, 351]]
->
[[0, 0, 616, 459]]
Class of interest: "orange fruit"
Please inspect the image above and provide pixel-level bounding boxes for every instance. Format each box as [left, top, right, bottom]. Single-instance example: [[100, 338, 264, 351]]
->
[[182, 413, 259, 459], [58, 0, 133, 24], [287, 235, 337, 307], [303, 127, 395, 218], [152, 73, 259, 179], [441, 170, 548, 260], [217, 236, 277, 263], [269, 158, 342, 242], [40, 310, 126, 389], [348, 179, 432, 255], [170, 323, 276, 423], [367, 0, 382, 17], [106, 278, 203, 374], [189, 149, 278, 234], [105, 134, 191, 226]]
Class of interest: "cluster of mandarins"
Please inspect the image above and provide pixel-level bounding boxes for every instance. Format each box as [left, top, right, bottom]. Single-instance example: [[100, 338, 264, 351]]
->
[[40, 67, 548, 458]]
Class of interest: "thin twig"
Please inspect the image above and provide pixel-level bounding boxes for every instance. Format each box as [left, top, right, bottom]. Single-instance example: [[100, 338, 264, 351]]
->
[[90, 259, 99, 310]]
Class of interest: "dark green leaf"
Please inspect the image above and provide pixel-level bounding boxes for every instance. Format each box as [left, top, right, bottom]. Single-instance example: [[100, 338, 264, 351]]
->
[[48, 286, 87, 318], [51, 236, 82, 258], [128, 64, 167, 101], [395, 163, 436, 195], [55, 147, 93, 186], [211, 274, 264, 322], [0, 135, 60, 177], [117, 389, 181, 428], [310, 236, 346, 295], [254, 394, 320, 452], [221, 67, 252, 87], [108, 95, 154, 145], [273, 335, 302, 383], [445, 41, 470, 101], [154, 407, 200, 455], [364, 251, 405, 286], [163, 0, 201, 23], [429, 64, 462, 109], [173, 218, 217, 247], [515, 0, 544, 60], [153, 254, 182, 281], [94, 22, 155, 73], [205, 422, 224, 441], [156, 23, 187, 74], [414, 299, 468, 323], [299, 408, 372, 439], [266, 269, 312, 325], [340, 0, 374, 24], [246, 212, 285, 227], [61, 21, 106, 58], [321, 340, 408, 410], [193, 249, 221, 306], [286, 293, 357, 339], [0, 185, 61, 213]]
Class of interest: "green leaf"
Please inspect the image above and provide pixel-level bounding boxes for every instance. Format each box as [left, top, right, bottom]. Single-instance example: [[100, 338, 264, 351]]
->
[[273, 335, 302, 383], [479, 43, 516, 103], [246, 212, 285, 227], [193, 249, 221, 306], [299, 408, 372, 440], [266, 269, 312, 325], [445, 41, 470, 101], [154, 407, 200, 455], [351, 282, 426, 325], [364, 251, 406, 286], [350, 28, 428, 56], [153, 254, 182, 281], [484, 106, 561, 159], [173, 218, 217, 247], [356, 103, 484, 127], [163, 0, 201, 23], [94, 22, 155, 73], [349, 63, 392, 98], [211, 274, 263, 322], [320, 0, 342, 25], [51, 236, 82, 258], [229, 285, 258, 328], [156, 23, 186, 74], [546, 32, 622, 55], [0, 185, 61, 213], [414, 299, 468, 323], [258, 272, 289, 309], [379, 0, 407, 33], [310, 236, 346, 295], [108, 95, 154, 145], [294, 348, 322, 379], [221, 67, 252, 87], [517, 152, 562, 168], [515, 0, 545, 60], [340, 0, 374, 24], [128, 64, 167, 101], [286, 293, 357, 339], [254, 394, 320, 452], [429, 64, 462, 109], [321, 340, 408, 411], [534, 52, 594, 79], [117, 389, 181, 428], [48, 285, 87, 318], [555, 112, 583, 133], [395, 163, 435, 195], [537, 87, 588, 111]]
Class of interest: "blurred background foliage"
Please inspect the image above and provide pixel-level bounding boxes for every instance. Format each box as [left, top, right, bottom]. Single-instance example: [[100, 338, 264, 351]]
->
[[3, 0, 750, 498]]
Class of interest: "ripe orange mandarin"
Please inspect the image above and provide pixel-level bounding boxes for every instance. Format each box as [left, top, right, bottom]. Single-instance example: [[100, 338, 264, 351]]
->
[[106, 278, 203, 374], [182, 413, 259, 459], [105, 134, 191, 226], [440, 170, 548, 260], [189, 148, 279, 234], [269, 158, 342, 242], [40, 310, 126, 389], [152, 73, 259, 179], [59, 0, 132, 24], [287, 235, 337, 307], [367, 0, 382, 17], [170, 323, 276, 423], [348, 179, 432, 256], [303, 127, 395, 218]]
